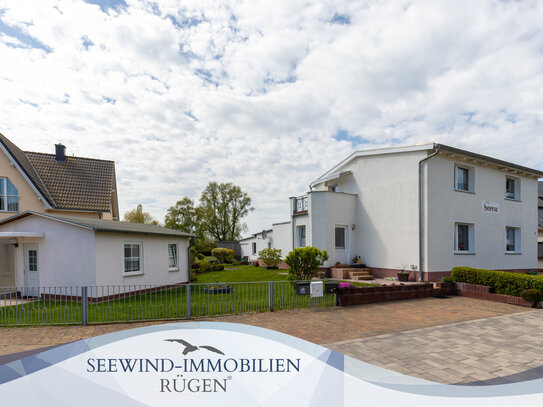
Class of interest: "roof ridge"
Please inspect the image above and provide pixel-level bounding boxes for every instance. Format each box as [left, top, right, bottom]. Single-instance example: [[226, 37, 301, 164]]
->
[[24, 150, 115, 163]]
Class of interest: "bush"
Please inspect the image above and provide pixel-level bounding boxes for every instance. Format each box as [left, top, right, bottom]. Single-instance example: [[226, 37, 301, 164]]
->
[[285, 247, 329, 280], [213, 263, 225, 271], [441, 277, 454, 283], [191, 261, 200, 270], [226, 249, 236, 263], [258, 248, 282, 268], [451, 267, 543, 297], [520, 289, 542, 307], [212, 248, 229, 263], [196, 252, 205, 260]]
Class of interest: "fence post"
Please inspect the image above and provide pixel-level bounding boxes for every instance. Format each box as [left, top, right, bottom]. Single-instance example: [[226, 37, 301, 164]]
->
[[81, 286, 88, 326], [268, 282, 274, 312], [186, 284, 191, 319]]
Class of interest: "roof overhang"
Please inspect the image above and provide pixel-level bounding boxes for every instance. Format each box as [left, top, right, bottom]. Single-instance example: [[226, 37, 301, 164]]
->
[[0, 232, 45, 238], [310, 170, 352, 188]]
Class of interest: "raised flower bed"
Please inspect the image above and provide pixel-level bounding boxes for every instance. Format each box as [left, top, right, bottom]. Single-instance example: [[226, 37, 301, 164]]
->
[[338, 283, 434, 306], [203, 285, 233, 294]]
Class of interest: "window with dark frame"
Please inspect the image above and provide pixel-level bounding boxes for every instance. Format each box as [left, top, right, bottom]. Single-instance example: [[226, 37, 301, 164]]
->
[[252, 242, 256, 254], [456, 224, 469, 251], [168, 243, 178, 270], [335, 227, 345, 249]]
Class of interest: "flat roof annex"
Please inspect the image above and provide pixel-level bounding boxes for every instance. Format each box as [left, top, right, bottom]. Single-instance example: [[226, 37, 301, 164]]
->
[[0, 211, 193, 238]]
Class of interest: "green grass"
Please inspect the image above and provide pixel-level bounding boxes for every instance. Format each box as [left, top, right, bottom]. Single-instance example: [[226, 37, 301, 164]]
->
[[338, 280, 375, 287], [0, 265, 337, 326], [193, 264, 288, 283]]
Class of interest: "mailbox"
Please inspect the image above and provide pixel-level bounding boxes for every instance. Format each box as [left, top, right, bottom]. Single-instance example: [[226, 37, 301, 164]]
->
[[310, 281, 324, 298]]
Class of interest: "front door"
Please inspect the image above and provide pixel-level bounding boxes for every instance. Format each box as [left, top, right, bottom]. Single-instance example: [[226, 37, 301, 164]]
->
[[23, 243, 40, 297], [334, 226, 349, 265]]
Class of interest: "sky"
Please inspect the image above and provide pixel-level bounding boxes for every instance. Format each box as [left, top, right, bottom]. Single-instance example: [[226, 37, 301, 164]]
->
[[0, 0, 542, 235]]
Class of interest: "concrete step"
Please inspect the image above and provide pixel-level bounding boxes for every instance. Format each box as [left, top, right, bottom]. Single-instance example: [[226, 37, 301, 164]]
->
[[355, 275, 374, 280]]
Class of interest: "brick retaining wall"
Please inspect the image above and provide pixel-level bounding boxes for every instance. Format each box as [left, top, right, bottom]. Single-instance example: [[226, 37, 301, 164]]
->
[[454, 282, 533, 307], [338, 284, 434, 306]]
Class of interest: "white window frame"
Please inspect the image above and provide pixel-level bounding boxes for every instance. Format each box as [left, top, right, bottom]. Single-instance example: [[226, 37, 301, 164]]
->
[[335, 226, 346, 250], [168, 242, 179, 271], [123, 241, 144, 276], [454, 222, 475, 254], [505, 227, 521, 254], [296, 225, 306, 248], [504, 176, 521, 201], [0, 177, 19, 212], [454, 164, 475, 193]]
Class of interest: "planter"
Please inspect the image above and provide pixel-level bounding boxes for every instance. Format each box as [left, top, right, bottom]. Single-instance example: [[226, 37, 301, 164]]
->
[[324, 281, 339, 294], [203, 286, 232, 294], [352, 264, 368, 269], [294, 281, 311, 295], [397, 272, 409, 282]]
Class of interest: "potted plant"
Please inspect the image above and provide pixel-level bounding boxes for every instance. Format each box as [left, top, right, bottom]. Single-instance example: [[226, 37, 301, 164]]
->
[[351, 256, 367, 268], [397, 264, 410, 282]]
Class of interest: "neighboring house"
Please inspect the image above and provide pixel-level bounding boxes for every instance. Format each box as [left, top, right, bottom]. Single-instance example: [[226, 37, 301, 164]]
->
[[0, 133, 119, 221], [0, 211, 191, 296], [240, 229, 273, 261], [0, 133, 191, 294], [538, 181, 543, 270], [246, 143, 542, 281]]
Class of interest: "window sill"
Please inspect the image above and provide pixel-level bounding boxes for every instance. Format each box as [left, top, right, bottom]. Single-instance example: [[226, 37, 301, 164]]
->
[[169, 268, 179, 272], [0, 210, 18, 213], [124, 271, 144, 276], [454, 189, 475, 194], [504, 198, 521, 202], [454, 251, 476, 255], [505, 252, 522, 255]]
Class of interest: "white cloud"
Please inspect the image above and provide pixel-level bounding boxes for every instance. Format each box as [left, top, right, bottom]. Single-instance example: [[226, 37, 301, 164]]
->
[[0, 0, 542, 234]]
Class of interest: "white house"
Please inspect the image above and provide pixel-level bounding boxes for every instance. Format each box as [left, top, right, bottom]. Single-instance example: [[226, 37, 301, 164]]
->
[[240, 229, 273, 261], [245, 143, 542, 281], [0, 211, 191, 297]]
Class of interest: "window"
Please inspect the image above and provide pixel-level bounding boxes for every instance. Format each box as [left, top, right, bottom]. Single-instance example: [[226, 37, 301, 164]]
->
[[455, 223, 474, 253], [0, 178, 19, 212], [505, 177, 520, 200], [455, 166, 472, 192], [267, 241, 272, 249], [328, 184, 338, 192], [505, 227, 521, 253], [124, 242, 143, 274], [297, 225, 306, 247], [168, 243, 178, 271], [538, 242, 543, 259], [252, 242, 257, 254], [335, 227, 345, 249]]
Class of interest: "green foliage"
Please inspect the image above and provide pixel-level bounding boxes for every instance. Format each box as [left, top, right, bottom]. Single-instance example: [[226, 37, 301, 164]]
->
[[196, 252, 205, 260], [123, 204, 159, 225], [441, 277, 454, 283], [520, 289, 542, 306], [258, 248, 282, 268], [285, 247, 329, 280], [199, 181, 254, 241], [212, 248, 229, 263], [226, 249, 236, 262], [164, 197, 203, 235], [526, 270, 538, 276], [451, 267, 543, 297], [192, 259, 224, 273]]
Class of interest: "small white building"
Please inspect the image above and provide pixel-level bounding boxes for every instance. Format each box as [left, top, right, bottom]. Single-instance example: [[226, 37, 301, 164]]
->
[[247, 143, 542, 281], [240, 229, 273, 261], [0, 211, 191, 297]]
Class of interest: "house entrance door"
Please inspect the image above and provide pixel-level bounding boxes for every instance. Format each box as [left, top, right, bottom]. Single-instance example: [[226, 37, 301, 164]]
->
[[23, 243, 40, 297], [334, 226, 349, 265]]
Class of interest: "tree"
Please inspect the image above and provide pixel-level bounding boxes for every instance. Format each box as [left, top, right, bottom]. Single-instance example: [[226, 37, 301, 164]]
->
[[198, 182, 253, 241], [164, 197, 200, 234], [123, 204, 159, 225]]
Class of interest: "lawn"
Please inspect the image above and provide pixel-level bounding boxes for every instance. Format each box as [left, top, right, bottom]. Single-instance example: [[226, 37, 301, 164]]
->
[[0, 265, 337, 326]]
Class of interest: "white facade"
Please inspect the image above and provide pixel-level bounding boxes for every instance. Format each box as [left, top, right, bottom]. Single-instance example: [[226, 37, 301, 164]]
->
[[240, 230, 272, 261], [249, 143, 542, 281], [0, 213, 190, 295]]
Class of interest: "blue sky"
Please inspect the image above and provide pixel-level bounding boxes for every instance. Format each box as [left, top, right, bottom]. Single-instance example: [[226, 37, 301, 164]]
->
[[0, 0, 542, 233]]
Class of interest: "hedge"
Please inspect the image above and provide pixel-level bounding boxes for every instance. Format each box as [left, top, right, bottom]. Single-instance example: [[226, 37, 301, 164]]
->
[[451, 267, 543, 297]]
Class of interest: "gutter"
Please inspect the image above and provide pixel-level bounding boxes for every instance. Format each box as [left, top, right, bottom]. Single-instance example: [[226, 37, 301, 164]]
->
[[418, 144, 440, 282]]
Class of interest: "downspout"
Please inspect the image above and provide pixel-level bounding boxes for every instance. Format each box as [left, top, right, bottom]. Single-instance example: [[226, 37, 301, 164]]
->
[[418, 144, 440, 282]]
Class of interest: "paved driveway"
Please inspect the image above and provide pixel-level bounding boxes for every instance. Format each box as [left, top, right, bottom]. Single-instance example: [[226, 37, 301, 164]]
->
[[1, 296, 539, 385]]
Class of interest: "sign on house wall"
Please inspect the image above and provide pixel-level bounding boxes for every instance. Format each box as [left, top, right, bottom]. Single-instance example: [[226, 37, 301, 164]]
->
[[481, 200, 500, 214]]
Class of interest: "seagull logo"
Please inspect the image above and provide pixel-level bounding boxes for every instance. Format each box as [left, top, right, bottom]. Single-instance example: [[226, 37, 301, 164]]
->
[[165, 339, 225, 356]]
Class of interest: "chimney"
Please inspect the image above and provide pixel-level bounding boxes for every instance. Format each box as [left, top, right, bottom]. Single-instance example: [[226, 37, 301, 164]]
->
[[55, 143, 66, 162]]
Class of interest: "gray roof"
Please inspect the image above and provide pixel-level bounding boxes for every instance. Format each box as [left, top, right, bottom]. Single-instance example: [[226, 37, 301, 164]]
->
[[0, 211, 193, 238]]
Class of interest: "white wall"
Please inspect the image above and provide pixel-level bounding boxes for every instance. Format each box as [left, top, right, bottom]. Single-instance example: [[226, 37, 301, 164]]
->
[[94, 232, 189, 286], [239, 232, 273, 261], [313, 151, 426, 270], [426, 155, 539, 272], [272, 222, 292, 259], [0, 216, 96, 287]]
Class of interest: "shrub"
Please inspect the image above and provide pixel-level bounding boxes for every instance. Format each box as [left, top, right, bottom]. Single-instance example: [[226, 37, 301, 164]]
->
[[213, 263, 225, 271], [451, 267, 543, 297], [285, 247, 329, 280], [258, 248, 282, 268], [526, 270, 538, 276], [441, 277, 454, 283], [240, 260, 249, 265], [196, 252, 205, 260], [211, 248, 229, 263], [520, 289, 542, 307], [226, 249, 236, 263], [191, 261, 200, 270]]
